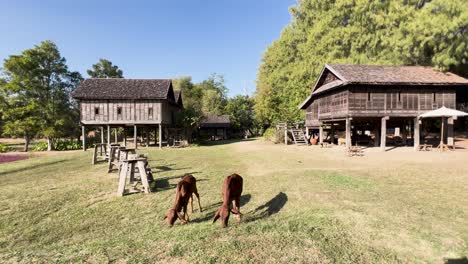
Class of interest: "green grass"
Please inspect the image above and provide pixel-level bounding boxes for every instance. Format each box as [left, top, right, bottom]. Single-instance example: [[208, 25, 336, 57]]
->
[[0, 139, 467, 263]]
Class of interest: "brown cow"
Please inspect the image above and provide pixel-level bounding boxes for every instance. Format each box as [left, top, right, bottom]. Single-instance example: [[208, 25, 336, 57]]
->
[[165, 174, 202, 226], [213, 173, 243, 227]]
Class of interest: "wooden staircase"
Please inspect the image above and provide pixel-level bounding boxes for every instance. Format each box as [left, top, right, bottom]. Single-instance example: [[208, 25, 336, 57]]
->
[[290, 129, 308, 145]]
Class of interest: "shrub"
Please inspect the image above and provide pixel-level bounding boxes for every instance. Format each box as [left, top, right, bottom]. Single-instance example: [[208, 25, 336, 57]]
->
[[32, 142, 48, 151], [263, 127, 285, 144], [0, 143, 12, 153], [33, 140, 83, 151]]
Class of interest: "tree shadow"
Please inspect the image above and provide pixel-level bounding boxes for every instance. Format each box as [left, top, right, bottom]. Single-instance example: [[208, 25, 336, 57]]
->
[[0, 159, 67, 176], [245, 192, 288, 222], [445, 257, 468, 264]]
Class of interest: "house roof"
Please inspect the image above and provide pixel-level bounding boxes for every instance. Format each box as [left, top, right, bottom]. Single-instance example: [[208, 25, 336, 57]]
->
[[299, 64, 468, 109], [72, 78, 175, 100], [200, 114, 231, 128], [326, 64, 468, 85]]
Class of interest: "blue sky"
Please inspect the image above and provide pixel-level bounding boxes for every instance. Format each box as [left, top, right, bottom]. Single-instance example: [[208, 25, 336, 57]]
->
[[0, 0, 296, 97]]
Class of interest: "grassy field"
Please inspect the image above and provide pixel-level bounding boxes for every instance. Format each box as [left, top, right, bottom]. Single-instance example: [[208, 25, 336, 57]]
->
[[0, 139, 467, 263]]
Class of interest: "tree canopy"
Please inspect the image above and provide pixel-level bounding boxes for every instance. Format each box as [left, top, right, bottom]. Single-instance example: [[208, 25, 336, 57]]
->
[[0, 40, 82, 151], [255, 0, 468, 125], [87, 58, 124, 78]]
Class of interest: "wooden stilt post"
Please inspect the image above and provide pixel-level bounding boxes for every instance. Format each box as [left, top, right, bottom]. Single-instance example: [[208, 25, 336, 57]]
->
[[145, 127, 150, 147], [319, 123, 324, 144], [414, 117, 420, 151], [374, 127, 380, 147], [82, 125, 86, 151], [134, 125, 138, 149], [100, 127, 104, 144], [381, 116, 389, 151], [159, 124, 162, 149], [448, 117, 455, 149], [123, 127, 127, 147], [345, 118, 351, 148], [107, 125, 111, 145], [331, 122, 335, 145], [114, 128, 118, 143]]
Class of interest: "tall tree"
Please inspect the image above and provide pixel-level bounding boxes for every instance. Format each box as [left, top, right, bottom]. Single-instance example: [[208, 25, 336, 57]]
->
[[87, 58, 123, 78], [197, 73, 227, 115], [225, 95, 256, 136], [1, 40, 82, 151], [255, 0, 468, 125], [173, 76, 203, 140]]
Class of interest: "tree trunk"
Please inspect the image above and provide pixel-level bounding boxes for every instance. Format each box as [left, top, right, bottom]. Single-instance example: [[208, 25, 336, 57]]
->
[[24, 136, 30, 152], [47, 137, 53, 151]]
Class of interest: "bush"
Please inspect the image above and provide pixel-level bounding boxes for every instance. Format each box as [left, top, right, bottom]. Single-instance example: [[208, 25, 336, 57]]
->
[[32, 142, 48, 151], [263, 127, 286, 144], [54, 139, 82, 151], [0, 143, 12, 153], [32, 139, 82, 151]]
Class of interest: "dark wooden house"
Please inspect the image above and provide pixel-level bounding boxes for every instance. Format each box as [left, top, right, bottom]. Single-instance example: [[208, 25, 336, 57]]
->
[[72, 78, 183, 149], [199, 114, 231, 140], [299, 64, 468, 150]]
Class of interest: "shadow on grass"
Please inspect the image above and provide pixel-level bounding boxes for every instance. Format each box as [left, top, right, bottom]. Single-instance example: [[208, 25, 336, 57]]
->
[[190, 194, 252, 223], [0, 159, 67, 176], [198, 138, 256, 146], [445, 257, 468, 264], [246, 192, 288, 222]]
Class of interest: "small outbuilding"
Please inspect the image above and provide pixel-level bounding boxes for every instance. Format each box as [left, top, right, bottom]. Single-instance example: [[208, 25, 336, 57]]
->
[[199, 114, 231, 140]]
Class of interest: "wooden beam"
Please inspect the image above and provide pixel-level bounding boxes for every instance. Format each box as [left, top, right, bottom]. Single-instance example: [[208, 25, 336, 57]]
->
[[107, 125, 111, 145], [145, 127, 150, 147], [414, 117, 420, 151], [345, 118, 351, 147], [448, 117, 454, 148], [100, 126, 104, 144], [319, 124, 324, 144], [123, 127, 127, 147], [374, 128, 380, 147], [380, 116, 389, 151], [159, 124, 162, 149], [82, 125, 86, 151], [134, 125, 138, 149], [114, 128, 118, 143]]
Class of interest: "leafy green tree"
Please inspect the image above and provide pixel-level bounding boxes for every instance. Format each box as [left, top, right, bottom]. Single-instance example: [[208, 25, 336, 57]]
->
[[87, 58, 123, 78], [225, 95, 256, 136], [197, 73, 227, 115], [255, 0, 468, 126], [1, 40, 82, 151], [173, 77, 203, 141]]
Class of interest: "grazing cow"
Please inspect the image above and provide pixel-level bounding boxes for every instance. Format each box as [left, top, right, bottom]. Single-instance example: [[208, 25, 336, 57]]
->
[[213, 173, 243, 227], [165, 174, 202, 226]]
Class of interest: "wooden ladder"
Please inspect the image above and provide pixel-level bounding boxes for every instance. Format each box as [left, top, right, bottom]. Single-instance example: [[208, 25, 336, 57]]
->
[[290, 129, 308, 145]]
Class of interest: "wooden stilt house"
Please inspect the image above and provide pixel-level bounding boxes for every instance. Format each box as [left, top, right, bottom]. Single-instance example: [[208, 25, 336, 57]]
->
[[72, 78, 183, 150], [299, 64, 468, 150]]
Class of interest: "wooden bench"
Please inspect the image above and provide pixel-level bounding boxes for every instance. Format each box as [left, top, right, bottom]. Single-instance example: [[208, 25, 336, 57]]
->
[[347, 146, 364, 157], [418, 144, 433, 151], [117, 157, 153, 196]]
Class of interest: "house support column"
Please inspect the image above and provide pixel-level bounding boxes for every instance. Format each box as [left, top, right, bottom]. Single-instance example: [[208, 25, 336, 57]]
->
[[100, 127, 104, 144], [114, 128, 118, 143], [82, 125, 86, 151], [159, 124, 162, 149], [123, 128, 127, 147], [414, 117, 420, 151], [374, 128, 380, 147], [134, 125, 138, 149], [331, 123, 335, 145], [319, 123, 324, 144], [448, 117, 455, 148], [145, 127, 150, 147], [381, 116, 389, 151], [345, 118, 351, 148], [306, 127, 310, 139], [402, 122, 408, 145], [107, 125, 111, 145]]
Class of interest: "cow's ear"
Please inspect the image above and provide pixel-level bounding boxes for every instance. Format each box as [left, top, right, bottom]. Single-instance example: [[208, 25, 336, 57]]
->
[[213, 208, 221, 223]]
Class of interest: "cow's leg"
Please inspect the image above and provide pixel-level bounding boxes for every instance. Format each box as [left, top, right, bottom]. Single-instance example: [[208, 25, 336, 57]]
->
[[233, 198, 241, 222], [190, 194, 194, 213], [176, 211, 187, 224], [184, 205, 189, 222]]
